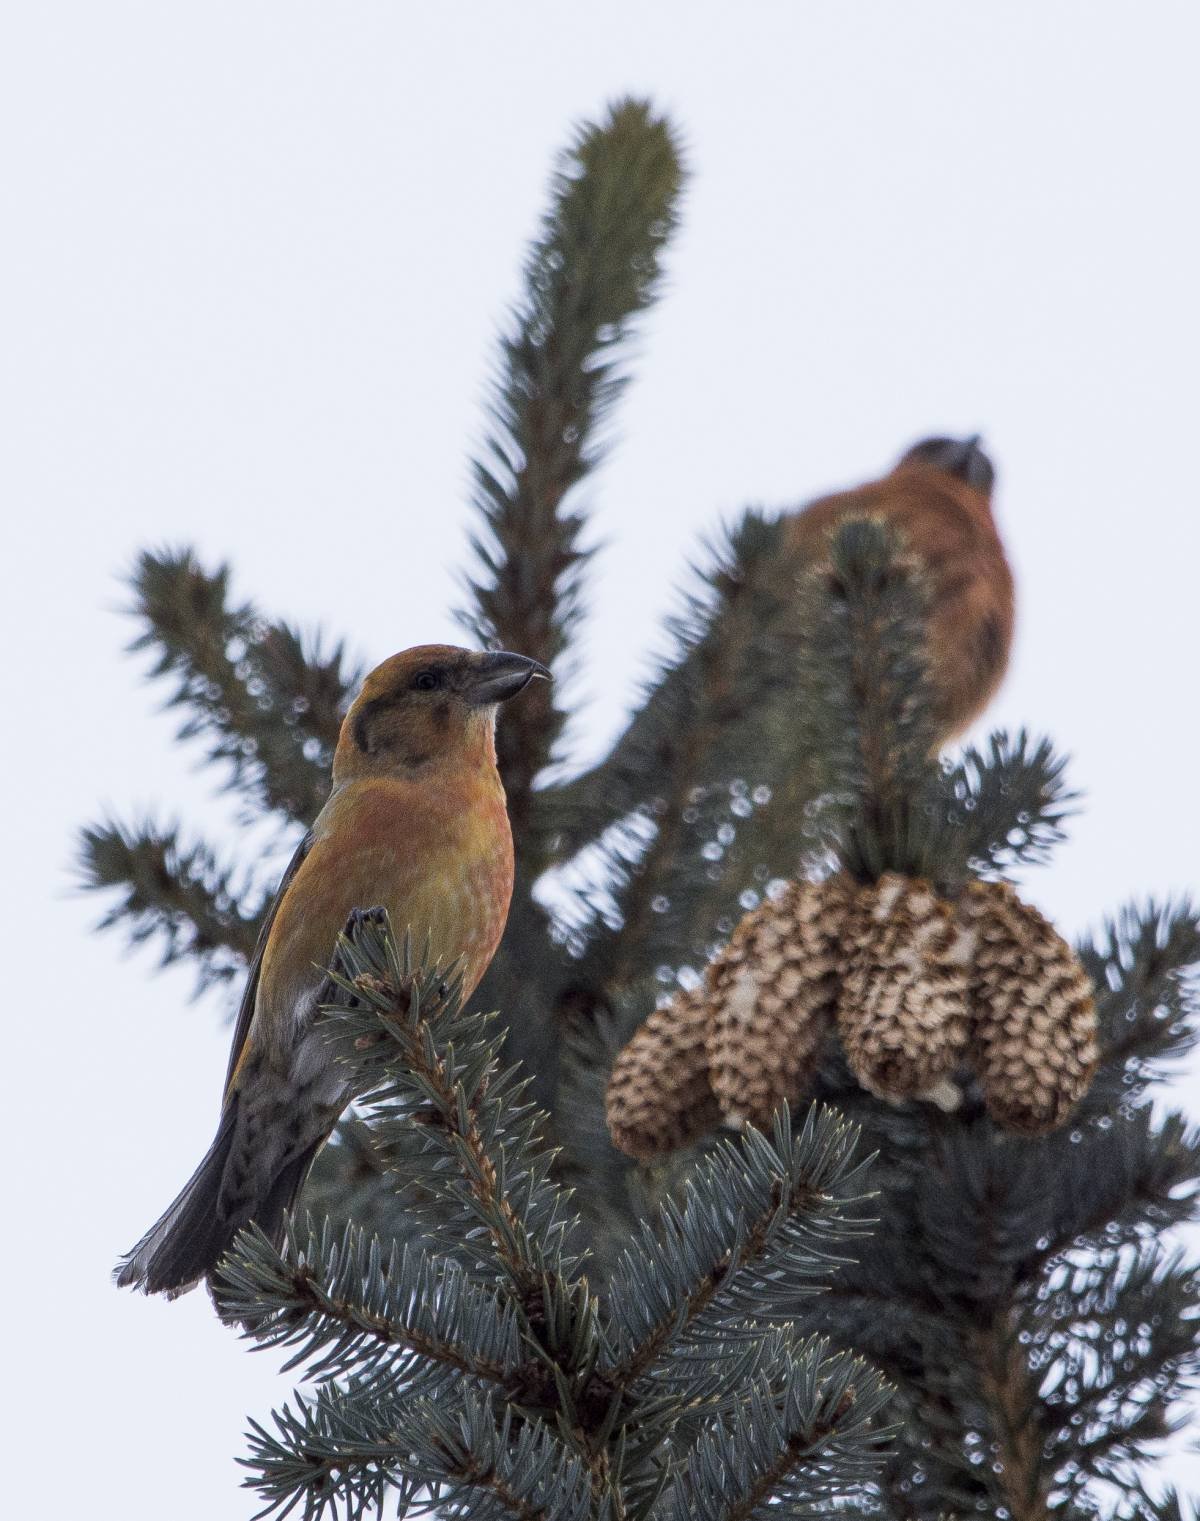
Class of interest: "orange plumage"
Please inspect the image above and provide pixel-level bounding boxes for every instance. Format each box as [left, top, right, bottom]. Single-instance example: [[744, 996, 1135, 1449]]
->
[[116, 644, 547, 1298], [787, 436, 1014, 745]]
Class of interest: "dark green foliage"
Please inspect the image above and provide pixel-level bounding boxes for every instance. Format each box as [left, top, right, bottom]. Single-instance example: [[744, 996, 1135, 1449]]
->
[[217, 913, 892, 1521], [84, 97, 1200, 1521], [945, 730, 1077, 880], [668, 1350, 892, 1521], [546, 511, 799, 863], [605, 1115, 870, 1353], [1130, 1491, 1195, 1521], [787, 518, 941, 884], [458, 97, 686, 1105], [553, 512, 819, 989], [708, 524, 1200, 1518], [1078, 899, 1200, 1113], [221, 1219, 524, 1387], [300, 1114, 417, 1248], [78, 815, 263, 992], [799, 1099, 1200, 1515], [544, 525, 1200, 1520], [461, 97, 685, 879], [780, 522, 1079, 898], [128, 547, 357, 824], [77, 548, 358, 1000]]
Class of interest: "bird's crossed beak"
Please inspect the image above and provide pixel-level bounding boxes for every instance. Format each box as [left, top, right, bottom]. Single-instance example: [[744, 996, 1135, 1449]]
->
[[903, 434, 995, 495], [467, 651, 551, 706]]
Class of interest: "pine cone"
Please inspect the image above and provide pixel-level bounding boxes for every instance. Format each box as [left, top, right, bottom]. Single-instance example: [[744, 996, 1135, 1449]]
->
[[606, 985, 721, 1160], [962, 879, 1098, 1134], [706, 878, 853, 1127], [838, 873, 974, 1099]]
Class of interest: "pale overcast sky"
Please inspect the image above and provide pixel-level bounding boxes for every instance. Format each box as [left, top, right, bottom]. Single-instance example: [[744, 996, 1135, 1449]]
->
[[4, 4, 1199, 1516]]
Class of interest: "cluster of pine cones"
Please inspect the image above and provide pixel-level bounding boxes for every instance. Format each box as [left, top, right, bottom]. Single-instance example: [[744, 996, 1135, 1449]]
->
[[606, 874, 1098, 1159]]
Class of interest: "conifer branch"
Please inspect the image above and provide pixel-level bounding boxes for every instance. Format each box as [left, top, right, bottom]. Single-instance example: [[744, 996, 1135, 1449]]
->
[[1031, 1250, 1200, 1496], [1130, 1490, 1193, 1521], [1078, 899, 1200, 1107], [242, 1386, 402, 1521], [128, 547, 356, 823], [547, 513, 795, 859], [217, 1219, 522, 1388], [784, 519, 941, 885], [461, 97, 685, 870], [603, 1106, 873, 1391], [1029, 1109, 1200, 1268], [412, 1393, 594, 1521], [667, 1349, 893, 1521], [556, 513, 814, 988], [973, 1316, 1053, 1521], [77, 815, 262, 989], [566, 520, 1036, 996], [941, 731, 1078, 879], [300, 1115, 409, 1245], [316, 915, 579, 1299], [233, 915, 892, 1521], [243, 1385, 586, 1521]]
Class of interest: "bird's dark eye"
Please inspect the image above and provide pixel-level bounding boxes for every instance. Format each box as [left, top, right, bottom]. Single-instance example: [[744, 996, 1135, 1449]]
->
[[411, 670, 441, 692]]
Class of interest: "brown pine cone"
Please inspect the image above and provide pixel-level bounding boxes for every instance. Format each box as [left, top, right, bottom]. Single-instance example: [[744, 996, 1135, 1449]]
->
[[606, 985, 722, 1160], [962, 879, 1098, 1134], [705, 877, 853, 1128], [837, 873, 974, 1099]]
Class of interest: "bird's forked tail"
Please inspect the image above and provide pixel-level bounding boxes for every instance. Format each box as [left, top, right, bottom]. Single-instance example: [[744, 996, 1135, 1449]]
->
[[113, 1096, 320, 1299]]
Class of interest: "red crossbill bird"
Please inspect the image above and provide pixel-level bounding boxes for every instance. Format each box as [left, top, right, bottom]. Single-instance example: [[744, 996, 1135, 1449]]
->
[[115, 644, 548, 1298], [787, 435, 1014, 744]]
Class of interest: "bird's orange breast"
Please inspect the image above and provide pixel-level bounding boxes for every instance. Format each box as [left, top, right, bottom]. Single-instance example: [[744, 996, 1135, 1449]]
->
[[257, 768, 514, 1050]]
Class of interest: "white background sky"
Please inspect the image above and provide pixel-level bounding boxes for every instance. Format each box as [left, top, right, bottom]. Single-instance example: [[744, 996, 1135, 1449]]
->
[[4, 4, 1199, 1516]]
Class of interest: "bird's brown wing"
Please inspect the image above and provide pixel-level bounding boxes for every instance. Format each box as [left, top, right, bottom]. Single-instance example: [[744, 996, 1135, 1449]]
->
[[221, 831, 313, 1103]]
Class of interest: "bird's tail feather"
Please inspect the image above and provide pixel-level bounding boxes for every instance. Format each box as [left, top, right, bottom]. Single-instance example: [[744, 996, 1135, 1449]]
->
[[113, 1099, 320, 1298]]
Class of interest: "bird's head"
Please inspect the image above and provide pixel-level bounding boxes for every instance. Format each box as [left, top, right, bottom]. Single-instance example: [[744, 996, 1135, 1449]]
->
[[333, 644, 549, 782], [898, 435, 995, 498]]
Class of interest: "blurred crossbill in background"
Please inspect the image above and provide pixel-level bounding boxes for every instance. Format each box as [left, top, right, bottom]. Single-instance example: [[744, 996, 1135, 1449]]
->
[[787, 435, 1013, 744], [116, 644, 547, 1298]]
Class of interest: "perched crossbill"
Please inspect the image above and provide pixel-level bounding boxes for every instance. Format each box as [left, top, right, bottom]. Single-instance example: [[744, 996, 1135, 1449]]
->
[[116, 645, 548, 1298], [787, 435, 1014, 744]]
